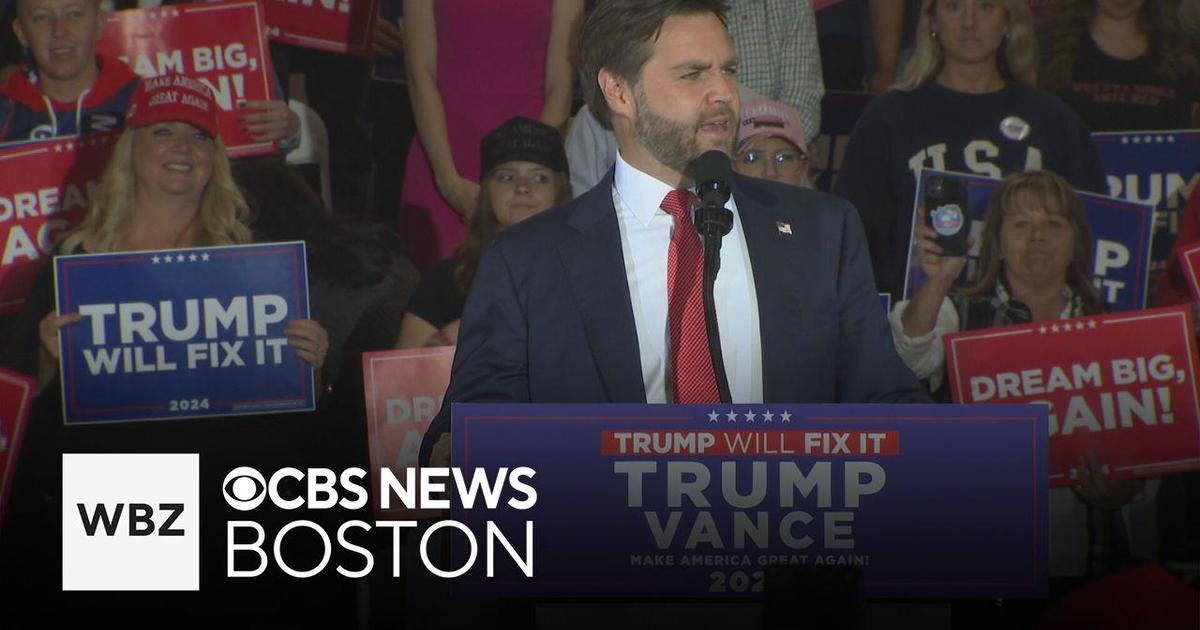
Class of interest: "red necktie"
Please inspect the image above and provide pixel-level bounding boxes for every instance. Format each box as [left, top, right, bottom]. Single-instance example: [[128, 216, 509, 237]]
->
[[662, 189, 721, 404]]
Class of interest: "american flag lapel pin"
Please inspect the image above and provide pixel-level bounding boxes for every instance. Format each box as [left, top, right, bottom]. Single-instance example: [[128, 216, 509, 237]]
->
[[776, 221, 792, 235]]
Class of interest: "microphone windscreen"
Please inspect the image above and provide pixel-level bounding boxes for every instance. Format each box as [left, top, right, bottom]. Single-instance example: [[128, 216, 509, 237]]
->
[[692, 150, 732, 184]]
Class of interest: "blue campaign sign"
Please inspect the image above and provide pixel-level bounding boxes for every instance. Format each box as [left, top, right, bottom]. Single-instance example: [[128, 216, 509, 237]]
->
[[451, 403, 1048, 599], [1093, 130, 1200, 285], [55, 242, 314, 424], [902, 169, 1155, 312]]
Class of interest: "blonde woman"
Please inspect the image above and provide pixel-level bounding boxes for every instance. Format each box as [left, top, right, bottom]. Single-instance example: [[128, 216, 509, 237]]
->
[[15, 75, 328, 390], [834, 0, 1107, 301]]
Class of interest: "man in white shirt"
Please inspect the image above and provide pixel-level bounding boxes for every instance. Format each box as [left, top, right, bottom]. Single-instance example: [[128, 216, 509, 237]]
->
[[421, 0, 924, 466]]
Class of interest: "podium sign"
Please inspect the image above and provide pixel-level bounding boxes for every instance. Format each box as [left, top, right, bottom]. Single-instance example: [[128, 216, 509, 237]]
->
[[451, 403, 1048, 599]]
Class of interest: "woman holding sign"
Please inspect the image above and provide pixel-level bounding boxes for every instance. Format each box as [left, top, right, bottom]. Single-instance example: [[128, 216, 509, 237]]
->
[[889, 169, 1148, 582], [0, 74, 340, 624], [834, 0, 1108, 302], [18, 75, 329, 388]]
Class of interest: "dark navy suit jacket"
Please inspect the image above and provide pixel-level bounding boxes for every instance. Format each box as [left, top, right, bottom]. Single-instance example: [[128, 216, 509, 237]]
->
[[419, 171, 928, 464]]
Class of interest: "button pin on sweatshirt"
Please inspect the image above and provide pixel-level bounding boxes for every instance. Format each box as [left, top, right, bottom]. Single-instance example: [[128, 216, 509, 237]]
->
[[1000, 116, 1031, 141], [776, 221, 792, 235]]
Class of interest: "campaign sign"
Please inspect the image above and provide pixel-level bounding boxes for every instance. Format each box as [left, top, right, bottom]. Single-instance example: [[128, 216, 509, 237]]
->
[[1093, 130, 1200, 284], [96, 1, 277, 158], [54, 242, 313, 424], [1178, 243, 1200, 301], [0, 135, 116, 315], [0, 367, 36, 528], [903, 169, 1155, 312], [265, 0, 379, 57], [451, 403, 1048, 599], [362, 346, 453, 518], [945, 305, 1200, 487]]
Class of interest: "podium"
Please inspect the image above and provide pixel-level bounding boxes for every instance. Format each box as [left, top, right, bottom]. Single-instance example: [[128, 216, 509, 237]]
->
[[443, 403, 1048, 602]]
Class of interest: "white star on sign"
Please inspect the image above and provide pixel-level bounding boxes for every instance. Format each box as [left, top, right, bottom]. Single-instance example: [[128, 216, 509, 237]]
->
[[726, 411, 738, 423], [151, 255, 160, 264], [175, 254, 185, 263], [1051, 324, 1060, 333], [762, 410, 774, 422], [201, 253, 210, 261], [1038, 326, 1048, 334], [189, 253, 198, 262], [163, 255, 172, 263], [745, 410, 756, 422], [708, 411, 719, 423], [1088, 321, 1097, 329], [1075, 322, 1085, 331], [780, 411, 792, 423]]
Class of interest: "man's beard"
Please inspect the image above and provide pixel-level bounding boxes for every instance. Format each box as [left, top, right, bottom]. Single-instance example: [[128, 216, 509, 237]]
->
[[633, 86, 734, 176]]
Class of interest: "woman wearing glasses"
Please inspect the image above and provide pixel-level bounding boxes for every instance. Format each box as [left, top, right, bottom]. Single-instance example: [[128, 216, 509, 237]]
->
[[733, 98, 810, 188]]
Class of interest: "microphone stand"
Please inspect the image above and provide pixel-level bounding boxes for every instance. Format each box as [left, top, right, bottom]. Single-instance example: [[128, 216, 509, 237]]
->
[[694, 181, 734, 404]]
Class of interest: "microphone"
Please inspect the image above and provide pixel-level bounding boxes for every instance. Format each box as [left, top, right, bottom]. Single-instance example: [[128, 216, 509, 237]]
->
[[689, 150, 734, 404], [692, 150, 734, 243]]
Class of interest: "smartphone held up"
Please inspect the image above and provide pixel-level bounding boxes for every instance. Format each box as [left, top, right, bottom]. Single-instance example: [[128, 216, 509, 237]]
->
[[924, 175, 969, 257]]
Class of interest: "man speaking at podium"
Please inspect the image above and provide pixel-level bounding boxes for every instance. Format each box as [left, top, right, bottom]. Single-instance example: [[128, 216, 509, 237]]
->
[[421, 0, 927, 466]]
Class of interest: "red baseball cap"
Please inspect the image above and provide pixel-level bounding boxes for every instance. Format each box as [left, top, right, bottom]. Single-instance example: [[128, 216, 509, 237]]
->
[[126, 73, 220, 137]]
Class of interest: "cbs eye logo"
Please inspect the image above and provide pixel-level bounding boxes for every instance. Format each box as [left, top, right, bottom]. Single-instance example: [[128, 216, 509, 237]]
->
[[223, 466, 267, 510]]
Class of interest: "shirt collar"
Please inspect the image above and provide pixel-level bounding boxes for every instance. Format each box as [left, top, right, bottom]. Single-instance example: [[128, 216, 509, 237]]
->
[[994, 281, 1080, 318], [614, 151, 681, 227]]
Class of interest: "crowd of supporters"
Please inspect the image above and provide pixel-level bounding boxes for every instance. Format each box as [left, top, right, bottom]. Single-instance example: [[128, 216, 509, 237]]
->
[[0, 0, 1198, 627]]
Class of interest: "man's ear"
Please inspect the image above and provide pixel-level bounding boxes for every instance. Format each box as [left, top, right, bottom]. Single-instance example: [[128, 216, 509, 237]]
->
[[598, 68, 635, 124]]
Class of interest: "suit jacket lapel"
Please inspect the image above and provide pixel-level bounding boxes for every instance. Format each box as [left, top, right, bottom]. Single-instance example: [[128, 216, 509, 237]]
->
[[733, 176, 806, 402], [558, 171, 648, 402]]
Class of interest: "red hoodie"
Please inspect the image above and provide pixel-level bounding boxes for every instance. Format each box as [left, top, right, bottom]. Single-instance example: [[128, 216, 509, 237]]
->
[[0, 54, 140, 142]]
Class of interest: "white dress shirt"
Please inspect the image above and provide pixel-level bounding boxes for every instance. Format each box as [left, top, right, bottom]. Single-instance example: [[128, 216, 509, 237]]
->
[[612, 152, 764, 404]]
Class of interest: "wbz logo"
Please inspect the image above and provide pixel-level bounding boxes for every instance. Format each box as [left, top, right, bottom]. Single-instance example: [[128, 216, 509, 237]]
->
[[62, 454, 199, 591], [76, 502, 185, 537]]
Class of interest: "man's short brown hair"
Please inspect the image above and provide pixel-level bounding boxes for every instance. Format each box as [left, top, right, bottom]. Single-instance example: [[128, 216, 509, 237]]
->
[[578, 0, 728, 131]]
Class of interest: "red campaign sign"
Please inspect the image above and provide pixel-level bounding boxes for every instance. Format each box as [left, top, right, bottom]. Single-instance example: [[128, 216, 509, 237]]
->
[[1178, 243, 1200, 301], [0, 367, 36, 528], [265, 0, 378, 56], [945, 305, 1200, 486], [0, 134, 116, 315], [362, 346, 453, 519], [95, 1, 276, 158]]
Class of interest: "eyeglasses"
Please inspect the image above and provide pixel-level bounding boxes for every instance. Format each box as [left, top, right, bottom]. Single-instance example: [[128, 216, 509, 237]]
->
[[737, 148, 809, 174]]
